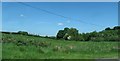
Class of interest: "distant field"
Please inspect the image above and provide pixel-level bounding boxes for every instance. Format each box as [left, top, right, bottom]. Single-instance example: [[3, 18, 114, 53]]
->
[[2, 33, 119, 59]]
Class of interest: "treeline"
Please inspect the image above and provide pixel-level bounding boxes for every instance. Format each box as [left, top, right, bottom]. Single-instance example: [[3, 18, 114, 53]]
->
[[1, 26, 120, 41], [1, 31, 55, 39], [1, 31, 41, 37], [56, 26, 120, 41]]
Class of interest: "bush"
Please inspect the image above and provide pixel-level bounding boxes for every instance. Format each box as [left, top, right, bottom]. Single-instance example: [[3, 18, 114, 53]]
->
[[18, 31, 28, 35], [90, 37, 105, 42]]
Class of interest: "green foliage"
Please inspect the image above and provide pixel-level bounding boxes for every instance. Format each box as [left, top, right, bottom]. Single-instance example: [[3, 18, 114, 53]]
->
[[2, 33, 119, 59], [18, 31, 28, 35], [1, 26, 119, 59], [105, 27, 111, 30], [113, 26, 120, 30], [56, 26, 119, 41], [64, 27, 69, 33], [56, 27, 79, 40], [67, 28, 79, 41], [56, 30, 65, 39]]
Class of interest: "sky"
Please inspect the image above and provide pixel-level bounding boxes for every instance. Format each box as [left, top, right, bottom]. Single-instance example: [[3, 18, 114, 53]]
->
[[2, 2, 118, 36]]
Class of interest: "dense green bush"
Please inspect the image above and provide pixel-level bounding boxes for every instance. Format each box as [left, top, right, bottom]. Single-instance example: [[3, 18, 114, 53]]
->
[[56, 26, 119, 41], [18, 31, 28, 35], [56, 27, 79, 41]]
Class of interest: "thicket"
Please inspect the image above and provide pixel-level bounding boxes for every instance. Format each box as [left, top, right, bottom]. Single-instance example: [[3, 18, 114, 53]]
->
[[56, 26, 120, 41]]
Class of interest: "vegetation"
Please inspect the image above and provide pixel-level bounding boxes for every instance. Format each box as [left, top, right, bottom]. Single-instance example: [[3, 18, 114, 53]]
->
[[18, 31, 28, 35], [57, 27, 79, 41], [56, 26, 120, 41], [1, 26, 119, 59], [2, 26, 119, 42], [2, 33, 119, 59]]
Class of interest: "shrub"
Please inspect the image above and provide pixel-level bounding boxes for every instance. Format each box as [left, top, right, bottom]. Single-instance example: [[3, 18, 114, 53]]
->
[[18, 31, 28, 35]]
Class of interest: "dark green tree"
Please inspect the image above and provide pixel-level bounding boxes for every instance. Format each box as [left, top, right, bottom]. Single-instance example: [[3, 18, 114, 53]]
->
[[56, 30, 65, 39], [105, 27, 111, 30], [56, 27, 79, 40], [113, 26, 120, 30], [18, 31, 28, 35], [67, 28, 79, 41], [64, 27, 69, 33]]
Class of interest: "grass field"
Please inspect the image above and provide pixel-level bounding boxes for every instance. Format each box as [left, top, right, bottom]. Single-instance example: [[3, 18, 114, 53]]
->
[[2, 33, 119, 59]]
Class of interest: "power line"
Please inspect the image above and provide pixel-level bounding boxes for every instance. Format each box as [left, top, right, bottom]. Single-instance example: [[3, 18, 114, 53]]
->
[[17, 2, 106, 27], [18, 2, 69, 19]]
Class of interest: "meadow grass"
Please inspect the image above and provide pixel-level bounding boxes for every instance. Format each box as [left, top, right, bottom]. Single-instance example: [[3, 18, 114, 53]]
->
[[2, 33, 119, 59]]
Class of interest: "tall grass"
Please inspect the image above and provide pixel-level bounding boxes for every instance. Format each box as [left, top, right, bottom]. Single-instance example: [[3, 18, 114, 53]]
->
[[2, 33, 119, 59]]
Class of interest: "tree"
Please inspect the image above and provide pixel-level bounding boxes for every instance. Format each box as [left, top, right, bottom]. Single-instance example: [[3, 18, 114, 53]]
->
[[89, 31, 98, 37], [64, 27, 69, 33], [67, 28, 79, 41], [56, 26, 119, 41], [18, 31, 28, 35], [56, 27, 79, 41], [56, 30, 65, 39], [56, 27, 70, 40], [63, 33, 69, 40], [113, 26, 120, 30], [105, 27, 111, 30], [82, 33, 91, 41]]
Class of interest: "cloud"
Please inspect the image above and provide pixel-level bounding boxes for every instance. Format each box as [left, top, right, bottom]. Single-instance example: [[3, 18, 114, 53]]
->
[[20, 14, 24, 17], [58, 23, 63, 26]]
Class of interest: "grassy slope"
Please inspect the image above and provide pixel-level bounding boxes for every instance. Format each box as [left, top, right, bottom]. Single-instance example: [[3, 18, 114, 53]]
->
[[0, 43, 2, 59], [2, 33, 119, 59]]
